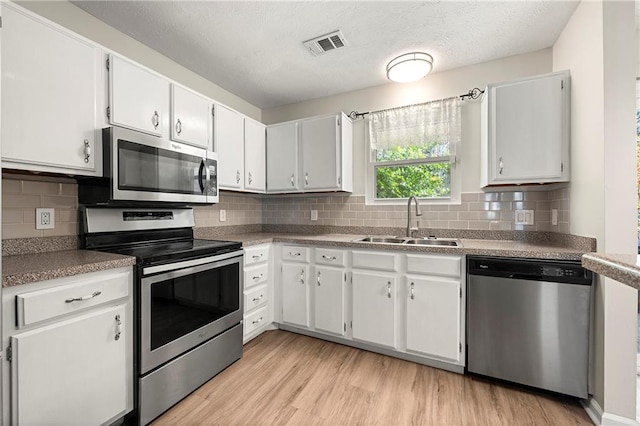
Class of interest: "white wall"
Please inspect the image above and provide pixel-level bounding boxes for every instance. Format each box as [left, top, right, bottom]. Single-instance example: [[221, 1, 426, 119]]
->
[[553, 0, 637, 421], [15, 1, 261, 121], [263, 49, 553, 195]]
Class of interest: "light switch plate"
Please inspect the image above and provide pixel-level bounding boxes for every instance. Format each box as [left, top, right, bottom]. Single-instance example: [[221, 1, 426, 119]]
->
[[310, 210, 318, 221], [219, 209, 226, 222], [36, 208, 55, 230], [515, 210, 534, 225], [551, 209, 558, 226]]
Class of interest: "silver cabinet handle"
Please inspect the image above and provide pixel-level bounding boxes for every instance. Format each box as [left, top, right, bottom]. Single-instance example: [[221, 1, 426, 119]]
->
[[300, 269, 305, 284], [498, 157, 504, 175], [317, 271, 321, 286], [410, 282, 415, 300], [152, 111, 160, 129], [248, 172, 253, 185], [114, 314, 122, 341], [252, 254, 263, 260], [252, 273, 264, 281], [291, 173, 295, 186], [236, 170, 241, 184], [289, 252, 301, 257], [322, 255, 337, 261], [65, 290, 102, 303], [305, 172, 309, 186], [83, 139, 91, 163], [387, 282, 392, 299], [252, 317, 263, 325], [252, 294, 264, 302], [175, 118, 182, 135]]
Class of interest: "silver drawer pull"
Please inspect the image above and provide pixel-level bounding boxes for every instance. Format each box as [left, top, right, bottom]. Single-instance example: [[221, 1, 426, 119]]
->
[[114, 314, 122, 341], [65, 291, 102, 303], [252, 274, 264, 280], [410, 282, 415, 300], [252, 317, 263, 325], [252, 254, 263, 260], [252, 294, 264, 302], [322, 255, 337, 261], [289, 252, 301, 257]]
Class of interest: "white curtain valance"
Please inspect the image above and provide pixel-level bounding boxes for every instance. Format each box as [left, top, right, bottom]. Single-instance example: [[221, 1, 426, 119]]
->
[[368, 97, 461, 157]]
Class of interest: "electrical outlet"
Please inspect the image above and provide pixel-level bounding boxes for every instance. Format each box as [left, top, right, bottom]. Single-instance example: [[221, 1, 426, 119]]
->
[[219, 209, 226, 222], [36, 208, 55, 230], [515, 210, 534, 225], [310, 210, 318, 221], [551, 209, 558, 226]]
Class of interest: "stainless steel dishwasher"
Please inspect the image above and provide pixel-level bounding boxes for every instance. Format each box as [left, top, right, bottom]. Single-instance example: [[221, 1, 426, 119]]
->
[[466, 256, 593, 398]]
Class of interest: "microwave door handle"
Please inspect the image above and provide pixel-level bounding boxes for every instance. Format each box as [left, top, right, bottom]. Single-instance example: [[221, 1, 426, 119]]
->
[[198, 160, 206, 193]]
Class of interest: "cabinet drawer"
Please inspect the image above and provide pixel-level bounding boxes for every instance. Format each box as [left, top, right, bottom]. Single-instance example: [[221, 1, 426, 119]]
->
[[244, 245, 270, 266], [244, 306, 269, 336], [352, 251, 397, 272], [315, 248, 345, 266], [282, 246, 309, 262], [244, 263, 269, 289], [16, 270, 131, 328], [244, 284, 268, 312], [406, 254, 461, 278]]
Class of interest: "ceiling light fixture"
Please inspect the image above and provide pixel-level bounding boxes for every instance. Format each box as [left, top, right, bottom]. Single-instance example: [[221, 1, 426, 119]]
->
[[386, 52, 433, 83]]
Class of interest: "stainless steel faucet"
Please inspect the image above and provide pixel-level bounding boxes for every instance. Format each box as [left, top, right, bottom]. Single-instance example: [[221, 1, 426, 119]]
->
[[406, 196, 422, 237]]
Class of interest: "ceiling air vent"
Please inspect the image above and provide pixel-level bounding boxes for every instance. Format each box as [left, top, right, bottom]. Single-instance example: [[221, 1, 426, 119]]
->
[[303, 30, 348, 56]]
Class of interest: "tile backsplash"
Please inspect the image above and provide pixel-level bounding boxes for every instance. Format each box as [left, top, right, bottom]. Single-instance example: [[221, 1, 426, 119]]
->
[[1, 175, 570, 239]]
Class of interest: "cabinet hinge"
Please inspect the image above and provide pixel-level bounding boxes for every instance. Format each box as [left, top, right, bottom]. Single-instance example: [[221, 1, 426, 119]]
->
[[350, 276, 353, 284], [350, 321, 353, 329], [211, 107, 215, 117], [459, 343, 462, 353], [460, 287, 462, 298], [561, 162, 564, 172], [106, 106, 111, 119], [6, 344, 12, 362], [344, 323, 347, 332], [337, 117, 341, 126], [344, 273, 347, 282], [106, 58, 110, 71], [0, 16, 3, 28], [338, 176, 341, 185], [561, 79, 564, 90]]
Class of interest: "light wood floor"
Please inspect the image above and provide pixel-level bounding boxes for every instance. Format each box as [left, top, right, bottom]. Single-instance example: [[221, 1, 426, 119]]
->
[[152, 330, 592, 425]]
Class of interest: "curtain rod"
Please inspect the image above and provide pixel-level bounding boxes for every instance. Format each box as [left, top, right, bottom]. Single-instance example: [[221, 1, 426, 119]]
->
[[347, 87, 485, 120]]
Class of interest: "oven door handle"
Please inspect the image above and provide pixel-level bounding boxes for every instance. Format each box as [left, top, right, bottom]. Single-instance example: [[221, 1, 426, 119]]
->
[[143, 250, 243, 276], [197, 160, 206, 193]]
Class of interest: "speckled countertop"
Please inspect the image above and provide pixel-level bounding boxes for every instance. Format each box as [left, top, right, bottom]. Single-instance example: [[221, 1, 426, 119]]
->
[[217, 232, 590, 260], [582, 253, 640, 290], [3, 250, 136, 288]]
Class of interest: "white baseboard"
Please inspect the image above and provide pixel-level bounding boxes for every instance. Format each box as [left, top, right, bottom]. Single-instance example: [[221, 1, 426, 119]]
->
[[581, 397, 640, 426]]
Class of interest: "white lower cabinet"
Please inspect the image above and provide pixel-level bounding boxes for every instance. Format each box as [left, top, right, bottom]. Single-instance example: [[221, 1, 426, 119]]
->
[[243, 244, 272, 343], [352, 272, 397, 348], [276, 244, 465, 372], [2, 267, 134, 426], [406, 276, 461, 362]]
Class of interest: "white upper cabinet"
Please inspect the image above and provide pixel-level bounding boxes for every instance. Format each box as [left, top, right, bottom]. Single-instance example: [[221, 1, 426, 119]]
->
[[214, 103, 245, 190], [108, 54, 169, 137], [244, 119, 267, 192], [266, 122, 299, 192], [266, 112, 353, 194], [1, 4, 102, 175], [481, 70, 570, 187], [170, 85, 211, 149]]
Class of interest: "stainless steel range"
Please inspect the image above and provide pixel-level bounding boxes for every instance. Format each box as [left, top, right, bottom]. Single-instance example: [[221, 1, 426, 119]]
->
[[81, 207, 243, 425]]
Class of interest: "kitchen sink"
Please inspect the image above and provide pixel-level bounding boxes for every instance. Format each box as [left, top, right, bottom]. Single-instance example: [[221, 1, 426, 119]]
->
[[353, 236, 462, 247]]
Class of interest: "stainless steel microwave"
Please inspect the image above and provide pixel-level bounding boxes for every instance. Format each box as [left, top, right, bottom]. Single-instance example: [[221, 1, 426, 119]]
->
[[78, 126, 218, 205]]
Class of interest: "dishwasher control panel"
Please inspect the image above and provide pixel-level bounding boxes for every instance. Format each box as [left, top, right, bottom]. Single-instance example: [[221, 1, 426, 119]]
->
[[468, 256, 593, 285]]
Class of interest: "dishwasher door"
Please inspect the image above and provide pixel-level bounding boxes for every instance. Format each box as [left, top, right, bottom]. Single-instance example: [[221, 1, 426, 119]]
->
[[467, 257, 592, 398]]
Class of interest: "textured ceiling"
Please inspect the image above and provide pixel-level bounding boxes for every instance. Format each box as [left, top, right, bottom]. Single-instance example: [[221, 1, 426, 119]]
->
[[72, 1, 579, 109]]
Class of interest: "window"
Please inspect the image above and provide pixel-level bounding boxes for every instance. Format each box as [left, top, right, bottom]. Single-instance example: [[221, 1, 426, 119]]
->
[[366, 97, 461, 204]]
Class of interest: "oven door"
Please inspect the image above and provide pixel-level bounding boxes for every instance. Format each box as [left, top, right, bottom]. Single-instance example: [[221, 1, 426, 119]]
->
[[107, 126, 215, 204], [140, 251, 243, 374]]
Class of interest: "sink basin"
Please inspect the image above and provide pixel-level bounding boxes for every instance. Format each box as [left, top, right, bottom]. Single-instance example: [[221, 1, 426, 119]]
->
[[353, 236, 462, 247], [404, 238, 462, 247], [355, 236, 407, 244]]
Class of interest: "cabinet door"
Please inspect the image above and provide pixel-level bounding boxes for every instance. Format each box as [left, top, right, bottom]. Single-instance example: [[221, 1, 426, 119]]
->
[[171, 85, 211, 149], [352, 272, 397, 348], [266, 122, 299, 192], [214, 104, 245, 189], [489, 73, 567, 183], [2, 5, 100, 173], [109, 54, 169, 137], [406, 277, 461, 362], [11, 305, 128, 426], [244, 119, 266, 192], [301, 115, 341, 191], [314, 266, 345, 336], [281, 263, 310, 327]]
